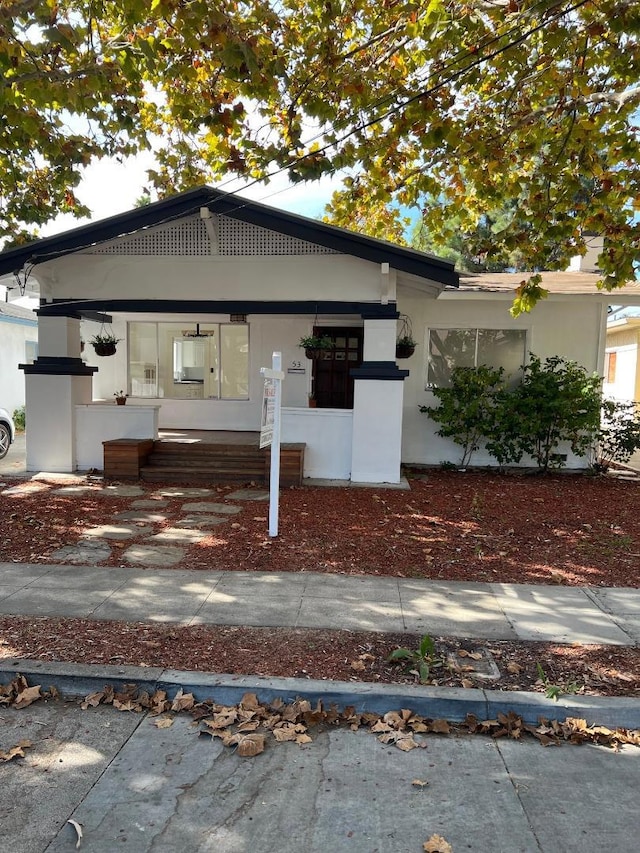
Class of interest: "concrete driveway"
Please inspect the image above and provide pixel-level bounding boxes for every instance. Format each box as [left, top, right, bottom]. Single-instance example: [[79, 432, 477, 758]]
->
[[0, 431, 26, 476]]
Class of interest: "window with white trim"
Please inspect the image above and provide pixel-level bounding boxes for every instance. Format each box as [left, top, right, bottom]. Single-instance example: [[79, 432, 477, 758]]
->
[[128, 322, 249, 400], [426, 328, 527, 388]]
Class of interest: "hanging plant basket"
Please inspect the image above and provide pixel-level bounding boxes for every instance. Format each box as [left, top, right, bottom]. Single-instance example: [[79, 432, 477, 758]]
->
[[300, 334, 333, 360], [396, 314, 416, 359], [395, 341, 416, 359], [304, 347, 324, 360], [92, 341, 117, 357]]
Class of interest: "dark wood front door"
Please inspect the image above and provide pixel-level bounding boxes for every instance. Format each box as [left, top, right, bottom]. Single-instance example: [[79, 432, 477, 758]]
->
[[312, 327, 363, 409]]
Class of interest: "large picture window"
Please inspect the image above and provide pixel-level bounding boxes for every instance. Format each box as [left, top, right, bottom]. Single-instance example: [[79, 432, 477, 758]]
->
[[128, 322, 249, 400], [426, 328, 527, 388]]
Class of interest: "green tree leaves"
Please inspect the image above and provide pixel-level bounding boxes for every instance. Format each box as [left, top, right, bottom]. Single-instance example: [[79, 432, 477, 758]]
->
[[1, 0, 638, 297]]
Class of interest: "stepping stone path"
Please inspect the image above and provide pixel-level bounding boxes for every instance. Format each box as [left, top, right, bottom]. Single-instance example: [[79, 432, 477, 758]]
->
[[152, 488, 213, 498], [96, 485, 146, 498], [122, 544, 186, 567], [181, 502, 242, 514], [82, 524, 153, 540], [148, 528, 208, 544], [114, 511, 168, 523], [30, 481, 276, 568], [49, 540, 112, 565], [227, 489, 270, 501], [174, 515, 230, 528], [51, 485, 100, 496]]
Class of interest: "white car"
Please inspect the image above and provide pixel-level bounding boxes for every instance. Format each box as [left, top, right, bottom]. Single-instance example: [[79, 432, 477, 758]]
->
[[0, 407, 15, 459]]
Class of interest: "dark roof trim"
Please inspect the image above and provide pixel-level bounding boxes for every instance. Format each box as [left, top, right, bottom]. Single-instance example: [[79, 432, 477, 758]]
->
[[0, 186, 458, 287], [38, 298, 400, 318]]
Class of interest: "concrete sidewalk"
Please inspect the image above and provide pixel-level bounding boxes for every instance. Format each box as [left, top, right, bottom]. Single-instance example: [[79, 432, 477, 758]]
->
[[0, 561, 639, 645]]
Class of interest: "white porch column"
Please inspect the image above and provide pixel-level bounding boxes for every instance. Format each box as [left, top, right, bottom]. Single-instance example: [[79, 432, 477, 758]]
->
[[350, 317, 408, 484], [20, 314, 97, 472]]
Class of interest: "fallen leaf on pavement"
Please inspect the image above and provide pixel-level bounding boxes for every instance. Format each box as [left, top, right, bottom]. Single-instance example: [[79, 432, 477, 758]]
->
[[0, 739, 32, 762], [424, 833, 453, 852], [14, 684, 42, 709]]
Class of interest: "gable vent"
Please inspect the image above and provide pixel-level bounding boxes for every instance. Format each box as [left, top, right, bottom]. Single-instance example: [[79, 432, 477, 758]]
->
[[218, 216, 337, 256], [83, 213, 339, 257]]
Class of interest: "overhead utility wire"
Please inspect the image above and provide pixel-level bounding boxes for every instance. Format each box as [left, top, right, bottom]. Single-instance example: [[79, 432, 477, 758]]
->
[[212, 0, 593, 206], [15, 0, 593, 272]]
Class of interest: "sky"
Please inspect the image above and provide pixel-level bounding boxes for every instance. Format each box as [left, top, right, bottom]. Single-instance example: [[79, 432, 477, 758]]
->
[[39, 152, 343, 238]]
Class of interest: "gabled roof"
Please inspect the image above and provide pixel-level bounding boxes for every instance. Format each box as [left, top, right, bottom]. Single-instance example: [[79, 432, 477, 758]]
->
[[455, 271, 640, 297], [0, 186, 458, 286]]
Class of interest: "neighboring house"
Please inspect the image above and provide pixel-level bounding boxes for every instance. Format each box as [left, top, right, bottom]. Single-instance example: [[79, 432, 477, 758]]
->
[[0, 186, 637, 480], [604, 306, 640, 402], [604, 305, 640, 468], [0, 299, 38, 415]]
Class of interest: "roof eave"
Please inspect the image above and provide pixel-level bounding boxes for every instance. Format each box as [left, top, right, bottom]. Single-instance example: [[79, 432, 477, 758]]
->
[[0, 186, 458, 287]]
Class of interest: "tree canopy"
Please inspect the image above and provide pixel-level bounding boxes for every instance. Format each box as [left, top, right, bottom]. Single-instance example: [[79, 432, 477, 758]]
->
[[2, 0, 638, 309]]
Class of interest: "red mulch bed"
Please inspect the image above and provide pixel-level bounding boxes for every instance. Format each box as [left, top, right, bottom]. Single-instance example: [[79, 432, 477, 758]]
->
[[1, 470, 639, 699], [1, 470, 639, 586]]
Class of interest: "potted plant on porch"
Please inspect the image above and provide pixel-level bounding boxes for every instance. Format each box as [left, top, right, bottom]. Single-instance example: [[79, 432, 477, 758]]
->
[[113, 390, 128, 406], [90, 331, 120, 357], [299, 334, 334, 360]]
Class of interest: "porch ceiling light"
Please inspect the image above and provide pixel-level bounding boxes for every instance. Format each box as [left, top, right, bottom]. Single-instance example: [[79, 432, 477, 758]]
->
[[181, 323, 214, 338]]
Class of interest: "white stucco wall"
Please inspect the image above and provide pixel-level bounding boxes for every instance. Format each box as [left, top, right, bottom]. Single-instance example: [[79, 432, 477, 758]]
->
[[38, 253, 385, 303], [282, 408, 353, 479], [399, 291, 607, 469], [0, 315, 37, 414], [76, 404, 160, 469]]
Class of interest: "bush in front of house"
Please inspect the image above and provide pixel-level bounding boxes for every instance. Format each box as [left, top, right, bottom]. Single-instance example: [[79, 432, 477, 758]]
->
[[13, 406, 25, 431], [502, 355, 603, 472], [595, 399, 640, 471], [420, 365, 506, 468], [421, 355, 604, 472]]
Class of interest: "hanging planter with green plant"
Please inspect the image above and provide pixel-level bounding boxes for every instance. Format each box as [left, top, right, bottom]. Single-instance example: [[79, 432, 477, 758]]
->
[[299, 334, 334, 360], [395, 314, 416, 359], [90, 331, 120, 357]]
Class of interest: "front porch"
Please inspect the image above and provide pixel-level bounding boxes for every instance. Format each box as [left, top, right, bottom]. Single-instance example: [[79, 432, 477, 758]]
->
[[103, 430, 306, 486]]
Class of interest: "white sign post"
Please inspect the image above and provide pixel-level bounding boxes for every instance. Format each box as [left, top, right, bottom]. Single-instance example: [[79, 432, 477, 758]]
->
[[260, 352, 284, 537]]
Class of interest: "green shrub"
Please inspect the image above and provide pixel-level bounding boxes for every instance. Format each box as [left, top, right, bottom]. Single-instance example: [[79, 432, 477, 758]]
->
[[12, 406, 25, 431], [507, 356, 602, 472], [420, 365, 505, 467], [595, 400, 640, 471], [421, 356, 603, 472]]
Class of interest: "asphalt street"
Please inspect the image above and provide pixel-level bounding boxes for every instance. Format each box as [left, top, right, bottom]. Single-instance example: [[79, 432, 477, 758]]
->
[[1, 698, 638, 853]]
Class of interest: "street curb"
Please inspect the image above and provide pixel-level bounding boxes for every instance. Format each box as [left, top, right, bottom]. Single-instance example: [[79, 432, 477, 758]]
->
[[2, 658, 638, 728]]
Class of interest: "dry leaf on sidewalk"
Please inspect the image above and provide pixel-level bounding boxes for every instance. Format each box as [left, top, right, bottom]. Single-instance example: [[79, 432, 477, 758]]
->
[[0, 739, 32, 762], [424, 833, 452, 852]]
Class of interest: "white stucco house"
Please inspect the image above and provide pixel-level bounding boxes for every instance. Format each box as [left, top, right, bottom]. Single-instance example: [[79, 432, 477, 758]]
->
[[0, 186, 637, 481]]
